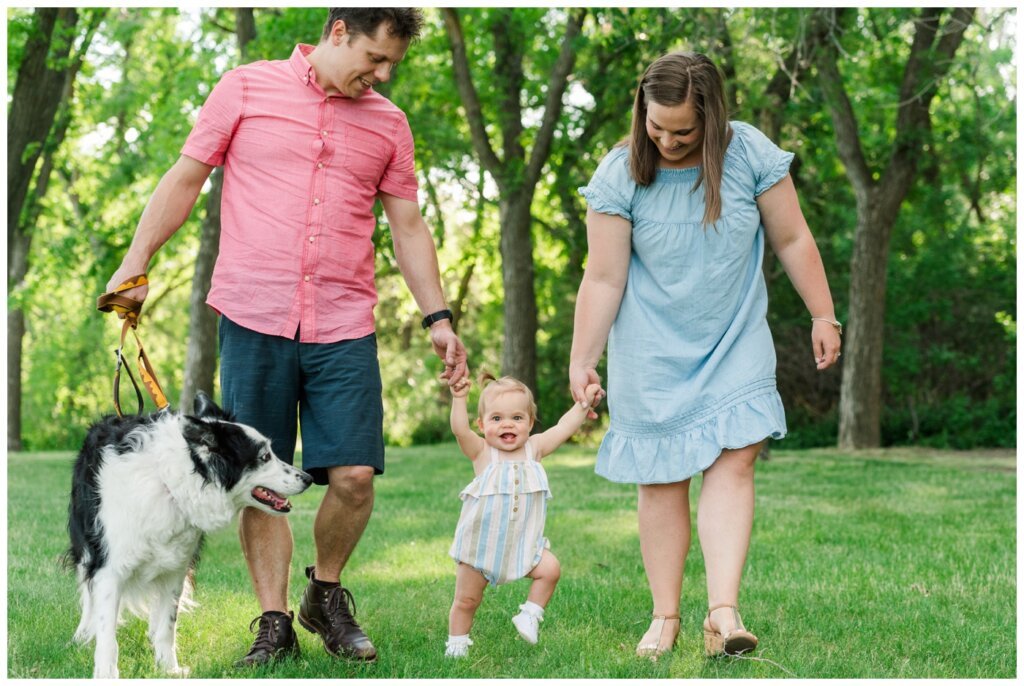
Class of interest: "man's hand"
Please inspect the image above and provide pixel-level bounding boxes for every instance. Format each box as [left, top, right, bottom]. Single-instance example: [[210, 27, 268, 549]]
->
[[104, 267, 150, 318], [430, 321, 468, 386]]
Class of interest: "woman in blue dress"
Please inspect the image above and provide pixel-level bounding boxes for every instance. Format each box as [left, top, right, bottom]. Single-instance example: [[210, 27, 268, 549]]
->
[[569, 52, 842, 658]]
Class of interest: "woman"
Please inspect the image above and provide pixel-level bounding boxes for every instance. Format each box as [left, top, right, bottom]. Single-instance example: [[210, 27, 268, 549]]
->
[[569, 52, 841, 658]]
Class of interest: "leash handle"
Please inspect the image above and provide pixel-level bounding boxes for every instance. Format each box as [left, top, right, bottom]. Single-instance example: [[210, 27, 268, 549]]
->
[[101, 274, 169, 416]]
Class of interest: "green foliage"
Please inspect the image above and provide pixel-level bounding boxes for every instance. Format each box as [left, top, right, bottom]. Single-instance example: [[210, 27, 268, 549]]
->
[[6, 8, 1017, 450]]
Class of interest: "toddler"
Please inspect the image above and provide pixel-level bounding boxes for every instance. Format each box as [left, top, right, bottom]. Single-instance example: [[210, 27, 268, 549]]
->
[[444, 373, 602, 658]]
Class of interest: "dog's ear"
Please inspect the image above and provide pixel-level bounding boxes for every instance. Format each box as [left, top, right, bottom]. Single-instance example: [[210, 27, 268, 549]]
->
[[193, 391, 227, 420], [182, 415, 218, 449]]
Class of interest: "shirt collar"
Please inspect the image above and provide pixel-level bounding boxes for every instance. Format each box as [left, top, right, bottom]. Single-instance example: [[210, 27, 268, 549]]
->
[[290, 44, 319, 90]]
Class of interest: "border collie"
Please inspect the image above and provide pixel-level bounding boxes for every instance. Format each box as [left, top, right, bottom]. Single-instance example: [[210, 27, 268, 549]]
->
[[66, 392, 313, 678]]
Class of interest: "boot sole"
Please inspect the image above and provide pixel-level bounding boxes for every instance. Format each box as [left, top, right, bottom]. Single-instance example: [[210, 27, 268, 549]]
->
[[297, 612, 378, 662]]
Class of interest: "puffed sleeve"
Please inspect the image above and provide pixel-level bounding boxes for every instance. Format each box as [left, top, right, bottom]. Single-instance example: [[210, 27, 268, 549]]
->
[[733, 122, 794, 197], [181, 68, 245, 167], [578, 146, 636, 222]]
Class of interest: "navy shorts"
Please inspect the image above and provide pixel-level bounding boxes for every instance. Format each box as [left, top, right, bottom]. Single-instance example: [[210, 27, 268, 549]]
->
[[218, 316, 384, 485]]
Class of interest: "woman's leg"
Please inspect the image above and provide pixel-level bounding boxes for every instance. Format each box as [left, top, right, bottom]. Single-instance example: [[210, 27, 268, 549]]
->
[[449, 563, 489, 636], [697, 441, 763, 632], [637, 480, 690, 648]]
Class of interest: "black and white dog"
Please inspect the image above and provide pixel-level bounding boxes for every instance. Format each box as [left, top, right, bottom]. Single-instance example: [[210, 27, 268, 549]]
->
[[66, 392, 313, 678]]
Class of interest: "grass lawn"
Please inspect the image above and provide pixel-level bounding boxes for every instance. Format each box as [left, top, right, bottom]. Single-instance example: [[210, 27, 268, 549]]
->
[[7, 444, 1016, 678]]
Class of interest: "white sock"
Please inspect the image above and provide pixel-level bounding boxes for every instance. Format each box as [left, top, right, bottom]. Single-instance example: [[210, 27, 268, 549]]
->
[[520, 601, 544, 619], [447, 633, 470, 644]]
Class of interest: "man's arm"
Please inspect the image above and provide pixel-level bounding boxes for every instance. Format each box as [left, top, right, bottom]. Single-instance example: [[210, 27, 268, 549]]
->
[[380, 192, 468, 385], [106, 155, 215, 303]]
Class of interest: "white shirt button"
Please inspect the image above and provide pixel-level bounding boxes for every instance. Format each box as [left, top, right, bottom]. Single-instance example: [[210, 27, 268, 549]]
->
[[313, 198, 320, 205], [304, 275, 311, 282], [317, 162, 324, 169], [308, 236, 315, 243]]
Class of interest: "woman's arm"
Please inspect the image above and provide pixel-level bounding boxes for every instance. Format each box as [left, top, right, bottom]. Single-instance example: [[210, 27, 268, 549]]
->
[[569, 209, 632, 406], [758, 174, 841, 370]]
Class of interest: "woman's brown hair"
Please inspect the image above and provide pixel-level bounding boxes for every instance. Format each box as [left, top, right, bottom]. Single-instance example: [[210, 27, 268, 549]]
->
[[626, 51, 730, 227]]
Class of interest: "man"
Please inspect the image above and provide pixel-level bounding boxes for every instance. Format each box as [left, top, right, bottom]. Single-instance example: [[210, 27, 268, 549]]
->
[[106, 8, 467, 665]]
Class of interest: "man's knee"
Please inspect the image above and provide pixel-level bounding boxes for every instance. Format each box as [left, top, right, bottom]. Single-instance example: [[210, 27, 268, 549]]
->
[[326, 465, 375, 505]]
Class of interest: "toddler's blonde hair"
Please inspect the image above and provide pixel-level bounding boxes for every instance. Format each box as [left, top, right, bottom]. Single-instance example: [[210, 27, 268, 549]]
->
[[476, 372, 537, 422]]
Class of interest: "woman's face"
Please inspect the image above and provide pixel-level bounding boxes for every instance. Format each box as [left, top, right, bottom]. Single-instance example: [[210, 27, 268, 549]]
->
[[645, 100, 704, 168]]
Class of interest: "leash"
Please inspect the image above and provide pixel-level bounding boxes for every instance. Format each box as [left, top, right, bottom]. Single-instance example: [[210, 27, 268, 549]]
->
[[96, 274, 170, 417]]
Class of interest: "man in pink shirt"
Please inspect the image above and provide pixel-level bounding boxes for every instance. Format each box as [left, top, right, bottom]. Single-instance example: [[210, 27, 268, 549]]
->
[[106, 8, 467, 666]]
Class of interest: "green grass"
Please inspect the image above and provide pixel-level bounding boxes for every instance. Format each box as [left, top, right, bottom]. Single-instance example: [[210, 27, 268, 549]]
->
[[7, 445, 1016, 678]]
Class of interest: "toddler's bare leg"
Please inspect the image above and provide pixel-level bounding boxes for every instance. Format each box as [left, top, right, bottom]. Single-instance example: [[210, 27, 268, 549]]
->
[[525, 550, 561, 607], [449, 563, 489, 635]]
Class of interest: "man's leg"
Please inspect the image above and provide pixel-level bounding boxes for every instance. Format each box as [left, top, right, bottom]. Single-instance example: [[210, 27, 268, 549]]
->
[[313, 465, 376, 581], [219, 316, 301, 666], [239, 508, 293, 611], [294, 333, 384, 661]]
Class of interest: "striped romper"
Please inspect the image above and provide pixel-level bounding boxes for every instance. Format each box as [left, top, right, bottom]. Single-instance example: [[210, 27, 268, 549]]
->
[[448, 442, 552, 586]]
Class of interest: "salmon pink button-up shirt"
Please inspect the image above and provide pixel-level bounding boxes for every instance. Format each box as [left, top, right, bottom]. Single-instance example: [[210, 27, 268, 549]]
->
[[181, 44, 419, 343]]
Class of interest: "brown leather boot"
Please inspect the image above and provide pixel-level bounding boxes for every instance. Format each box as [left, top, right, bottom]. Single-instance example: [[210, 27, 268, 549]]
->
[[235, 611, 300, 667], [297, 565, 377, 661]]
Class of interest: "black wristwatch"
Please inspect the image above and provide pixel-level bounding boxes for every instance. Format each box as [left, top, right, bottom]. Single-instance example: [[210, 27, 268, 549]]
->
[[421, 309, 454, 329]]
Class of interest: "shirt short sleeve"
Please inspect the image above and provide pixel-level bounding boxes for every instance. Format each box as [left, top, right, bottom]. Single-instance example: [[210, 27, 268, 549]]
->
[[377, 114, 419, 202], [181, 69, 245, 167], [578, 146, 635, 222], [733, 122, 794, 197]]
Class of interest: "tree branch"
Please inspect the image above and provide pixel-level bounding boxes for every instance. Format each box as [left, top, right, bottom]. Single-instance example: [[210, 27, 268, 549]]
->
[[815, 9, 873, 200], [524, 7, 587, 189], [441, 8, 505, 188]]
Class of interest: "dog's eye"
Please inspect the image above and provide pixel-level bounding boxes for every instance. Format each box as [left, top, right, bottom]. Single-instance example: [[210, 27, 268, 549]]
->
[[260, 452, 271, 463]]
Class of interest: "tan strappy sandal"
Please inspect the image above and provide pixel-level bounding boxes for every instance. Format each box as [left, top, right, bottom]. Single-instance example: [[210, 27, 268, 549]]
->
[[704, 604, 758, 657], [635, 613, 680, 658]]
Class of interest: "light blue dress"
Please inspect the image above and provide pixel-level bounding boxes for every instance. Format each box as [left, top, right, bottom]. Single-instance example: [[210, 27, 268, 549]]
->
[[578, 121, 790, 485]]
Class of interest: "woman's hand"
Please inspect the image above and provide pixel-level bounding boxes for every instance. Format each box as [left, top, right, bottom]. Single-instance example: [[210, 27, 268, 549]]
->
[[570, 364, 603, 419], [812, 319, 842, 370]]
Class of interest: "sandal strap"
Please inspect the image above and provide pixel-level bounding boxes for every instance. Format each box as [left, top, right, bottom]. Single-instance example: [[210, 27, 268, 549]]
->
[[652, 613, 680, 620]]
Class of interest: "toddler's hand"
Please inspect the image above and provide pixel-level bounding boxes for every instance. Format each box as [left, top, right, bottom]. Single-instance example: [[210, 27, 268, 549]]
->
[[582, 383, 604, 414], [450, 377, 471, 398]]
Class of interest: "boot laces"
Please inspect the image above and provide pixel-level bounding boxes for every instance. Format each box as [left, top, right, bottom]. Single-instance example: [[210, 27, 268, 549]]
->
[[246, 614, 283, 656], [325, 586, 360, 630]]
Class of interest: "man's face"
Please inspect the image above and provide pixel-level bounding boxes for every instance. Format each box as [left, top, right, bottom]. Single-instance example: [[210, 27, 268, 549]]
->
[[322, 20, 410, 98]]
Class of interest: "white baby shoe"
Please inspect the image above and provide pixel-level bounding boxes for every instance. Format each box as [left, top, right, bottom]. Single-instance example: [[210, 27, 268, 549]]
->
[[512, 602, 544, 645], [444, 634, 473, 658]]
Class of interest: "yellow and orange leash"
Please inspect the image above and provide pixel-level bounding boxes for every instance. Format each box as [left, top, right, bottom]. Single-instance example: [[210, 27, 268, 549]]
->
[[96, 274, 169, 417]]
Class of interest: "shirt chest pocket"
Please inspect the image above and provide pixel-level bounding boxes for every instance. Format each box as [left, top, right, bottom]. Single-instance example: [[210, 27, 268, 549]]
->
[[339, 126, 390, 187]]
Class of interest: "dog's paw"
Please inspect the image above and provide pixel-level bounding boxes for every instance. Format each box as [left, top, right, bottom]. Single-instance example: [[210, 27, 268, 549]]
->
[[165, 665, 190, 678], [93, 663, 119, 679]]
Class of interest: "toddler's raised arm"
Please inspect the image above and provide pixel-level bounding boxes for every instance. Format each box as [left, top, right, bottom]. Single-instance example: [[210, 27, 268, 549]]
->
[[531, 383, 603, 459], [450, 378, 485, 460]]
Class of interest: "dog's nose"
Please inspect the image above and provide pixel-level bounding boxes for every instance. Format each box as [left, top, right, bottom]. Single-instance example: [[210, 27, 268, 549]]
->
[[299, 471, 314, 487]]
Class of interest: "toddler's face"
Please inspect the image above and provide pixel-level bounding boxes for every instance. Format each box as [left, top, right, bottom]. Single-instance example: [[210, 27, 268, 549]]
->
[[477, 390, 534, 452]]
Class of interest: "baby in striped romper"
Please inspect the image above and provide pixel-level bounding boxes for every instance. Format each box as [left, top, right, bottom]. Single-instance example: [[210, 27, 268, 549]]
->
[[444, 373, 603, 658]]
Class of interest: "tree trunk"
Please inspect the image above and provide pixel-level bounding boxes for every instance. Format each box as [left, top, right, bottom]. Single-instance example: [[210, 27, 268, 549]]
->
[[180, 167, 223, 411], [499, 192, 538, 392], [837, 196, 899, 447], [180, 8, 256, 412], [442, 7, 585, 400], [7, 8, 81, 451], [818, 7, 974, 448]]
